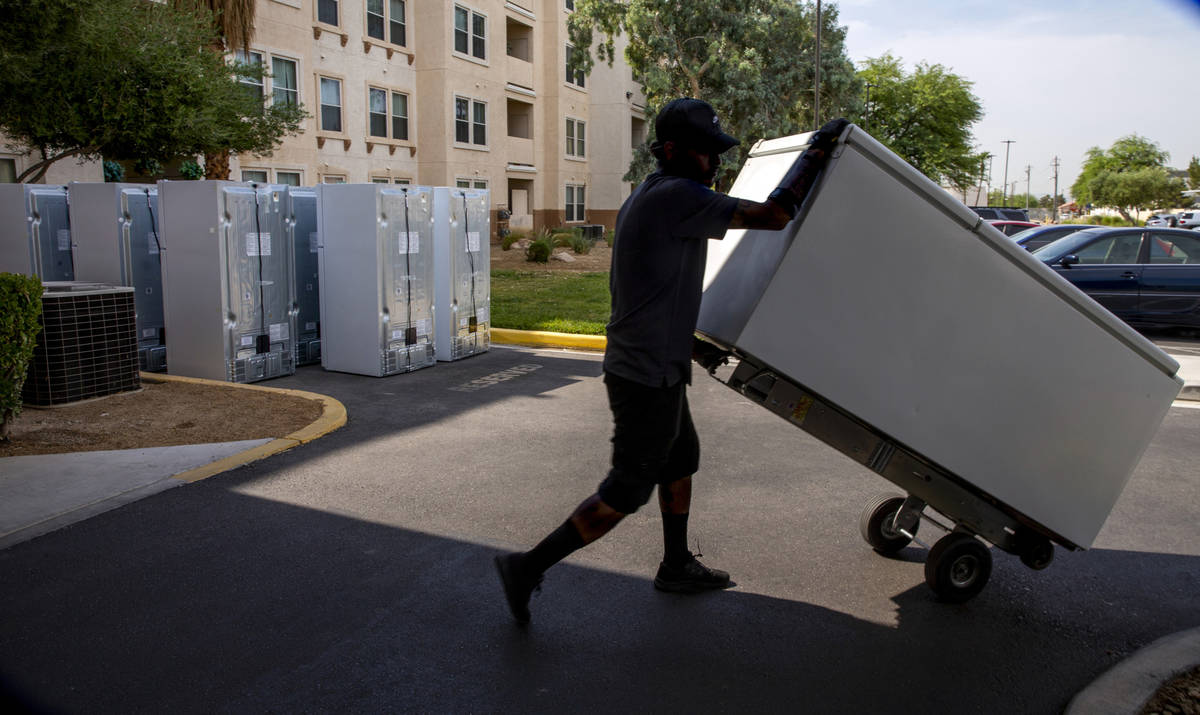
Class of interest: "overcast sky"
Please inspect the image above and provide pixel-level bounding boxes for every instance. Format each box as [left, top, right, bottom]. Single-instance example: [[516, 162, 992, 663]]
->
[[835, 0, 1200, 199]]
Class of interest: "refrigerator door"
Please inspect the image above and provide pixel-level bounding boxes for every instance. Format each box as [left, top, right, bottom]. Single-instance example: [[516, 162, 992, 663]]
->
[[699, 126, 1183, 548]]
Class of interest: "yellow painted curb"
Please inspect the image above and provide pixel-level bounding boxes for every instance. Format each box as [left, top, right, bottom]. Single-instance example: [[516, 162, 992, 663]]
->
[[139, 372, 347, 483], [490, 327, 606, 351]]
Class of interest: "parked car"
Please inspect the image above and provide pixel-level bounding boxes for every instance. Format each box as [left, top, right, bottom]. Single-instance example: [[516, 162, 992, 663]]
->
[[1006, 224, 1102, 251], [1146, 213, 1178, 228], [971, 206, 1031, 221], [1033, 227, 1200, 330], [1178, 211, 1200, 230], [987, 220, 1039, 237]]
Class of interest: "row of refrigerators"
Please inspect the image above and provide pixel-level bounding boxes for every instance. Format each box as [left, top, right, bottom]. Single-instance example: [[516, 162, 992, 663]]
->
[[0, 181, 492, 383]]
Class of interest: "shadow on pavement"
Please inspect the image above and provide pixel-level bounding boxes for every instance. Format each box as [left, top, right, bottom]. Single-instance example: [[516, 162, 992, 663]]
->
[[1, 480, 1197, 714]]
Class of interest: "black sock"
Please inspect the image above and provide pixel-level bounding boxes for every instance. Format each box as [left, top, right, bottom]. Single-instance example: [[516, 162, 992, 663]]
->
[[662, 512, 690, 565], [522, 519, 586, 576]]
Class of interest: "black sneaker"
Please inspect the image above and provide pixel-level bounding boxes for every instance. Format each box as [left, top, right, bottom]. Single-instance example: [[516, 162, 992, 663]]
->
[[494, 553, 542, 624], [654, 553, 733, 593]]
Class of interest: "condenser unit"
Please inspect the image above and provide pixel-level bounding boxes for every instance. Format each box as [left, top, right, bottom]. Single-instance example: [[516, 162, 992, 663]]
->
[[286, 187, 321, 365], [0, 184, 75, 281], [316, 183, 435, 377], [157, 180, 296, 383], [23, 282, 140, 406], [432, 187, 490, 361], [68, 182, 167, 372]]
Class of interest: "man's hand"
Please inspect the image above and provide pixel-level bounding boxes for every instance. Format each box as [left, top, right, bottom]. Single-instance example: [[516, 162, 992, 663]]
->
[[767, 117, 850, 218], [692, 336, 731, 374]]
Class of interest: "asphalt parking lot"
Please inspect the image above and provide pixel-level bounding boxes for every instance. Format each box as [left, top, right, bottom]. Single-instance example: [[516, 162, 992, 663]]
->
[[1, 344, 1198, 713]]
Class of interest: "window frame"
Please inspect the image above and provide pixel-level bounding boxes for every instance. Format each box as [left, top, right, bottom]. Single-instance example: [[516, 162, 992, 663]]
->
[[565, 44, 585, 89], [269, 55, 300, 107], [317, 75, 345, 135], [565, 183, 585, 223], [235, 50, 265, 102], [453, 4, 488, 63], [274, 170, 303, 186], [366, 86, 411, 142], [365, 0, 407, 47], [316, 0, 340, 27], [453, 95, 488, 149], [456, 178, 489, 190], [565, 116, 586, 159]]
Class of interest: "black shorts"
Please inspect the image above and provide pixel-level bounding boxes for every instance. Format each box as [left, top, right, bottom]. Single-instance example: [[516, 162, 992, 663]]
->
[[597, 372, 700, 514]]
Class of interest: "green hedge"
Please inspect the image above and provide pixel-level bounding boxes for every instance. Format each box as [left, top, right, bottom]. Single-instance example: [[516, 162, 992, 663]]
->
[[1, 273, 43, 440]]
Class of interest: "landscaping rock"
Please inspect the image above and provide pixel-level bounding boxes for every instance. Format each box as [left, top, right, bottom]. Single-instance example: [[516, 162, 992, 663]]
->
[[552, 251, 577, 263]]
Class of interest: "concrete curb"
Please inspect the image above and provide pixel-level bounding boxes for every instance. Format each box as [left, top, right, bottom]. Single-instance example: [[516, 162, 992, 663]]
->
[[490, 327, 605, 351], [139, 372, 347, 483], [1065, 627, 1200, 714]]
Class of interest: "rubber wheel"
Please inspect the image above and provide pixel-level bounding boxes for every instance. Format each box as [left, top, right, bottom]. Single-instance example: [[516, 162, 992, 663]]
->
[[859, 493, 917, 554], [924, 532, 992, 603], [1017, 533, 1054, 571]]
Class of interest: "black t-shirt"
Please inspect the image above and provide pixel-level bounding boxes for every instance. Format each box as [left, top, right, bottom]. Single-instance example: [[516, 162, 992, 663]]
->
[[603, 171, 739, 387]]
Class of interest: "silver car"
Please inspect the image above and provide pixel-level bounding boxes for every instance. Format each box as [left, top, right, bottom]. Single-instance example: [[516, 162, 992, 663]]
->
[[1178, 211, 1200, 230]]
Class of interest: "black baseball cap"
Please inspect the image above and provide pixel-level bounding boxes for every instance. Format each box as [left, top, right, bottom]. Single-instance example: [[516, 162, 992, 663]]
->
[[654, 98, 739, 154]]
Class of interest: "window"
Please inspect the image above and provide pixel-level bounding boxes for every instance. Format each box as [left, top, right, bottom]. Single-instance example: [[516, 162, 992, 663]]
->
[[368, 88, 388, 137], [367, 0, 406, 46], [565, 118, 585, 157], [372, 177, 391, 184], [271, 57, 298, 106], [565, 0, 574, 9], [454, 97, 486, 146], [565, 45, 585, 88], [275, 171, 302, 186], [322, 175, 346, 184], [368, 88, 410, 141], [319, 77, 342, 132], [565, 184, 585, 222], [1076, 234, 1142, 264], [456, 179, 488, 190], [241, 169, 269, 183], [318, 0, 339, 25], [0, 158, 16, 183], [454, 5, 486, 60], [1150, 232, 1200, 264], [392, 92, 409, 140], [235, 50, 264, 102]]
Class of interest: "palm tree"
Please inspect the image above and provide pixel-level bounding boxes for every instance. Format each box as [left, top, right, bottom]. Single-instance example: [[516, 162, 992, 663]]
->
[[176, 1, 256, 179]]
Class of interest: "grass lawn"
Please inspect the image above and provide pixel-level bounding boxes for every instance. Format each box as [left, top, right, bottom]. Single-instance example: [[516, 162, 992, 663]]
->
[[490, 270, 610, 335]]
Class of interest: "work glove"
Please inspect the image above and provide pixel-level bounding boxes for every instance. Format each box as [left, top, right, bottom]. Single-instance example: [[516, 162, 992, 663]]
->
[[767, 117, 850, 218], [692, 336, 732, 374]]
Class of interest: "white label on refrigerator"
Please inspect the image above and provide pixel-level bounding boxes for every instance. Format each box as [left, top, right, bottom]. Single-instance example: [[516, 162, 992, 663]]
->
[[477, 306, 489, 323], [398, 231, 420, 255], [143, 328, 156, 338], [391, 329, 405, 340], [241, 335, 255, 347], [466, 231, 481, 253], [148, 234, 159, 254], [246, 232, 271, 256], [419, 318, 430, 335], [57, 229, 71, 251], [269, 322, 289, 341], [305, 321, 316, 331], [309, 232, 318, 253]]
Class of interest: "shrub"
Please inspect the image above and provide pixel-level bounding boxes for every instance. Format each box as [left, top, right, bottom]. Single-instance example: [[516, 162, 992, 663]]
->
[[179, 160, 205, 180], [525, 230, 555, 263], [604, 229, 615, 248], [102, 159, 125, 182], [567, 233, 593, 255], [1, 273, 43, 440]]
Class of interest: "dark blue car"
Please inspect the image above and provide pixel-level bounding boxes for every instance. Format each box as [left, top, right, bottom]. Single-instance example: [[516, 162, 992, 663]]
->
[[1034, 227, 1200, 330]]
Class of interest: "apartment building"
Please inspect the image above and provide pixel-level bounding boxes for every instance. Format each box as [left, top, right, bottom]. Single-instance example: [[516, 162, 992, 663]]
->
[[234, 0, 647, 234]]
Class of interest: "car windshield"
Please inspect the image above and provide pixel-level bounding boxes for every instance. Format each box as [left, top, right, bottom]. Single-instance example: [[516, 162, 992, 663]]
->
[[1008, 226, 1040, 242], [1032, 228, 1117, 261]]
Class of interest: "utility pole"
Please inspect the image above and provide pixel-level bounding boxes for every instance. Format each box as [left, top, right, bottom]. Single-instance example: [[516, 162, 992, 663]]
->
[[1024, 165, 1031, 211], [1001, 140, 1015, 207], [1051, 156, 1061, 224], [864, 82, 875, 133], [814, 0, 821, 130]]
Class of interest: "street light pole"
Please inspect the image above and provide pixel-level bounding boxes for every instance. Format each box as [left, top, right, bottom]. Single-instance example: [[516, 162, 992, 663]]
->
[[1001, 140, 1015, 207]]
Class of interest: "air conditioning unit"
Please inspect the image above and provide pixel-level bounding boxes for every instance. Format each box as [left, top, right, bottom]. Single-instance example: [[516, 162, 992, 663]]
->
[[433, 187, 490, 361], [23, 282, 140, 406], [157, 180, 296, 383], [316, 183, 435, 377], [0, 184, 75, 281], [68, 182, 167, 372], [286, 187, 321, 366]]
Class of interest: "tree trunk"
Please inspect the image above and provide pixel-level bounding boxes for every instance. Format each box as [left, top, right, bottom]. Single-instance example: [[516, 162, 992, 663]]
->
[[204, 149, 231, 179]]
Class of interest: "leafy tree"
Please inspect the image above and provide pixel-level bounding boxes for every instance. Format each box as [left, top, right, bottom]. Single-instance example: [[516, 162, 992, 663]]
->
[[1188, 156, 1200, 190], [1072, 136, 1185, 221], [568, 0, 859, 185], [855, 54, 983, 190], [175, 1, 258, 179], [0, 0, 304, 183]]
